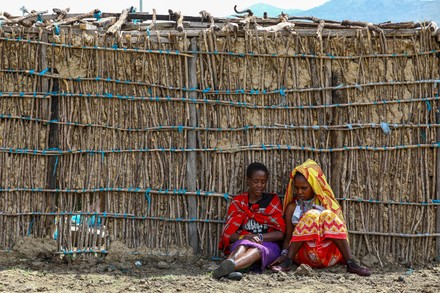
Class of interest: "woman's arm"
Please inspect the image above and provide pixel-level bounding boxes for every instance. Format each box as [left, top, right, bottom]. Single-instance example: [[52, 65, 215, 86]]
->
[[281, 202, 296, 250], [229, 232, 241, 243], [261, 230, 284, 242], [268, 202, 297, 267], [230, 232, 269, 244], [230, 229, 284, 243]]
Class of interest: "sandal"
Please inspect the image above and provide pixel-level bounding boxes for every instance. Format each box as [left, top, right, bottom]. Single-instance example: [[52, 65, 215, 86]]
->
[[212, 259, 235, 279], [347, 259, 372, 277], [226, 271, 243, 281], [270, 258, 293, 273]]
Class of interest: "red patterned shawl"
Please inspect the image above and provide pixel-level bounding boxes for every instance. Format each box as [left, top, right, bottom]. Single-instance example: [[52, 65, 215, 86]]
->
[[219, 192, 285, 254]]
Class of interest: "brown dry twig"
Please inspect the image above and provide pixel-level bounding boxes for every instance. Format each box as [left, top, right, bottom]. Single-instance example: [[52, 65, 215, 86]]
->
[[234, 5, 253, 16], [46, 9, 100, 30], [53, 8, 70, 21], [106, 7, 132, 35], [199, 10, 219, 31], [169, 9, 184, 32]]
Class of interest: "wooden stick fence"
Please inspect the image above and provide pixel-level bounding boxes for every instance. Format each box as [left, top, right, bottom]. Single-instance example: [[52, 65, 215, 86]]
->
[[0, 11, 439, 264]]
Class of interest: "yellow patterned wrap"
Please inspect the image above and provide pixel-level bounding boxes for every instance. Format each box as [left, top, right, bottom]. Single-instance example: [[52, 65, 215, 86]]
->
[[283, 159, 344, 222], [292, 209, 347, 240]]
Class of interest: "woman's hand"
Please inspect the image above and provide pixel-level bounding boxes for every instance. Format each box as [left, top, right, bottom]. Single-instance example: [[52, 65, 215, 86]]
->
[[269, 255, 287, 267], [243, 234, 262, 243]]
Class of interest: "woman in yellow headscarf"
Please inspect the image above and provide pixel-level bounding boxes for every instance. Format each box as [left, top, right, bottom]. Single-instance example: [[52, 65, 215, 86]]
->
[[270, 159, 371, 276]]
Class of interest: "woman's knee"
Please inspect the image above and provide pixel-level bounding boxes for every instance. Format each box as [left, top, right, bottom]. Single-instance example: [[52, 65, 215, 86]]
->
[[248, 247, 262, 256], [303, 209, 321, 220], [319, 210, 343, 223], [320, 209, 336, 218]]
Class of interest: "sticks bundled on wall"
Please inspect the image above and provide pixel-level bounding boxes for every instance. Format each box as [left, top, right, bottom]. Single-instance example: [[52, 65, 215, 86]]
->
[[0, 10, 439, 264]]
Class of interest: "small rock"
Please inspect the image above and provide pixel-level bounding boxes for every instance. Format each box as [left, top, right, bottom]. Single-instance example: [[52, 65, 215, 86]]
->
[[348, 274, 356, 281], [195, 258, 206, 267], [422, 272, 429, 277], [127, 287, 136, 291], [294, 264, 314, 276], [397, 276, 405, 282], [338, 276, 345, 283], [157, 261, 170, 269], [276, 271, 287, 282], [31, 261, 44, 267], [97, 264, 108, 273], [204, 261, 219, 271], [108, 264, 117, 272]]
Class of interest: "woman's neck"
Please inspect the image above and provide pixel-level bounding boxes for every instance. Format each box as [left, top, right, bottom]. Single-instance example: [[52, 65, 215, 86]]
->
[[248, 192, 263, 204], [298, 196, 315, 204]]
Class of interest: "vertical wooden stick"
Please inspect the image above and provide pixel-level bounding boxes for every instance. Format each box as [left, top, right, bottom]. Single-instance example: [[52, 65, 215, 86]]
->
[[186, 38, 199, 253], [436, 97, 440, 261], [38, 31, 56, 237]]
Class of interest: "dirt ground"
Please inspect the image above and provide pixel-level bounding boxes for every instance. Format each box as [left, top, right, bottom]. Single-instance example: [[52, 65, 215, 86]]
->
[[1, 255, 439, 292], [0, 238, 439, 293]]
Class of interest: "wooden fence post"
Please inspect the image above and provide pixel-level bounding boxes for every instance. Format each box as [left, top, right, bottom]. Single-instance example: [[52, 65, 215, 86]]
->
[[40, 30, 59, 240], [436, 99, 440, 261], [186, 38, 199, 253], [46, 80, 59, 238], [330, 69, 347, 198], [40, 31, 58, 237]]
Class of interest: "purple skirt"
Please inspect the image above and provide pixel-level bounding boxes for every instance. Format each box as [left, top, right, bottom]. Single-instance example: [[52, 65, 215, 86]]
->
[[229, 240, 280, 273]]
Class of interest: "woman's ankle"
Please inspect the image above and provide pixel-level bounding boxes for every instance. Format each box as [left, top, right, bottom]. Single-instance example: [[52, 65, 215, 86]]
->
[[281, 258, 293, 268]]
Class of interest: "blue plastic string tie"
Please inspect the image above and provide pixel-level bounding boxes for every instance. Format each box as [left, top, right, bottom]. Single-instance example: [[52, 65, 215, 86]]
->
[[279, 87, 286, 97], [54, 24, 60, 35], [380, 122, 391, 135], [425, 100, 432, 111], [145, 188, 151, 212], [53, 156, 59, 175], [39, 68, 49, 76], [37, 14, 42, 22], [94, 11, 102, 20], [27, 217, 34, 236]]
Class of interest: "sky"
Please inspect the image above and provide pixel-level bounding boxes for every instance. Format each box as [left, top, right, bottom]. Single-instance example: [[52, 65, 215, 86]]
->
[[1, 0, 329, 17]]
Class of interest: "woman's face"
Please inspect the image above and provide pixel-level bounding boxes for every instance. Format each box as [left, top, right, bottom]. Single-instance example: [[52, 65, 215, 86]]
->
[[293, 175, 314, 201], [248, 170, 268, 197]]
